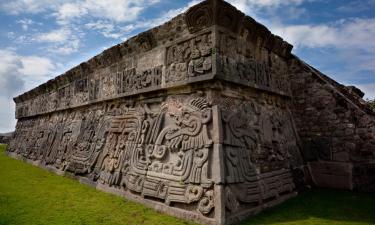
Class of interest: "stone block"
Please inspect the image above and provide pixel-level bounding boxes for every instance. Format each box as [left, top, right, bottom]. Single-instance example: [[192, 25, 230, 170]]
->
[[308, 161, 353, 190]]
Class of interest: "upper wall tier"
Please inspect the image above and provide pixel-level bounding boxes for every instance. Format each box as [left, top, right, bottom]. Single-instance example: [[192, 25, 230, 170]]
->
[[14, 0, 293, 119]]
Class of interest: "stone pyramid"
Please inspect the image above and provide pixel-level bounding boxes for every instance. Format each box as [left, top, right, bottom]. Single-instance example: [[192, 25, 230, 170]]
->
[[7, 0, 375, 224]]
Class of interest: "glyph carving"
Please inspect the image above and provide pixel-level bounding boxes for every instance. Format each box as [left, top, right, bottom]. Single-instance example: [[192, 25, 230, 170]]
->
[[166, 33, 213, 84], [117, 66, 162, 94], [185, 1, 213, 33]]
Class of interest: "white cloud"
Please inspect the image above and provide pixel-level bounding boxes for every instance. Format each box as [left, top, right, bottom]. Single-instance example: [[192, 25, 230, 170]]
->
[[53, 0, 161, 24], [35, 28, 71, 42], [0, 54, 24, 98], [228, 0, 302, 11], [272, 18, 375, 50], [117, 0, 203, 36], [83, 0, 202, 40], [19, 56, 56, 77], [269, 18, 375, 77], [0, 0, 64, 14], [226, 0, 310, 17], [82, 0, 142, 22], [0, 49, 57, 132], [33, 28, 82, 55], [50, 39, 81, 55], [85, 21, 121, 39], [0, 49, 56, 91], [272, 24, 337, 48], [17, 19, 34, 31], [242, 0, 305, 7], [337, 0, 375, 13], [1, 0, 162, 25], [0, 97, 16, 133], [55, 3, 88, 24]]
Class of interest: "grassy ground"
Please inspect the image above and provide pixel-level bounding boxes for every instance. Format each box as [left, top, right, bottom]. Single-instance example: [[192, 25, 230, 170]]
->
[[0, 144, 374, 225], [0, 145, 194, 225], [240, 188, 375, 225]]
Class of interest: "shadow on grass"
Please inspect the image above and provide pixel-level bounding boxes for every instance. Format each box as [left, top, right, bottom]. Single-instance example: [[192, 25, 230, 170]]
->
[[239, 188, 375, 225]]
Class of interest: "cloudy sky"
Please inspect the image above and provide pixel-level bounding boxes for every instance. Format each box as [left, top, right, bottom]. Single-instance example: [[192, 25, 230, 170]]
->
[[0, 0, 374, 133]]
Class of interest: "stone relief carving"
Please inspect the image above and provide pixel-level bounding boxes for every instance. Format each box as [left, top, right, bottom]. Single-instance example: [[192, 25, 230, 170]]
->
[[184, 0, 246, 35], [75, 77, 88, 94], [185, 1, 213, 33], [58, 85, 72, 108], [8, 1, 375, 224], [166, 33, 213, 84], [89, 79, 100, 101], [101, 70, 117, 98], [217, 31, 291, 95], [9, 91, 302, 223], [221, 98, 299, 175], [217, 96, 299, 216], [96, 97, 215, 215], [117, 66, 162, 94], [66, 109, 111, 175], [224, 169, 295, 216], [15, 32, 214, 119], [9, 95, 216, 218]]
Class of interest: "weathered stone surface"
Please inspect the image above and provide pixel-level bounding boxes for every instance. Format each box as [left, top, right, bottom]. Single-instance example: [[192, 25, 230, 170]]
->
[[289, 59, 375, 192], [308, 161, 353, 190], [6, 0, 375, 224], [0, 132, 13, 144]]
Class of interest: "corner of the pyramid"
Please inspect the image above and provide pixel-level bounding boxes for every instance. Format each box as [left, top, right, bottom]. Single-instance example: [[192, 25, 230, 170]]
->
[[183, 0, 294, 58]]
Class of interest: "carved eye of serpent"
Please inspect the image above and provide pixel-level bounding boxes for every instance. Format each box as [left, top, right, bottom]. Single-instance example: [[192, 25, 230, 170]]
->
[[153, 145, 167, 159]]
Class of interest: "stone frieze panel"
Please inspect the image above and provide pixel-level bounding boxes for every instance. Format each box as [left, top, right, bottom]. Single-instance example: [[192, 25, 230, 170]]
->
[[216, 95, 301, 218], [216, 30, 291, 95], [9, 94, 217, 219], [165, 31, 214, 85]]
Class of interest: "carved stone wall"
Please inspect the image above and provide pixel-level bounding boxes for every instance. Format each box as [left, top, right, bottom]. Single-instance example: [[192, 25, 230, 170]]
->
[[7, 0, 375, 224], [289, 59, 375, 192], [10, 92, 219, 221], [8, 83, 303, 225], [210, 86, 303, 224]]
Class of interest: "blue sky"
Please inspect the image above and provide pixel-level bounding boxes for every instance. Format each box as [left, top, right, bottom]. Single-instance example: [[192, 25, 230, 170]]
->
[[0, 0, 374, 133]]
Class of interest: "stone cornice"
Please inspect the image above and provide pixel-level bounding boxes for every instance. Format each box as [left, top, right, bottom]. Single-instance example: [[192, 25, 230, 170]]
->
[[14, 0, 293, 105]]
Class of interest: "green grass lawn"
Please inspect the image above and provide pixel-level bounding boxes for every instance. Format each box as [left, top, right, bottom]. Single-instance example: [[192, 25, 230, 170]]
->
[[0, 144, 374, 225]]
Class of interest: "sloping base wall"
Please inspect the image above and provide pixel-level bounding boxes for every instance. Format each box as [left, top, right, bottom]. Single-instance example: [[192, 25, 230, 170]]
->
[[7, 83, 304, 225], [289, 58, 375, 192]]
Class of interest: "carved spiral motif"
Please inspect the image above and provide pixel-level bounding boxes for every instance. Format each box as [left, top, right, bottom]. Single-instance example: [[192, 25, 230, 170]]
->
[[185, 185, 203, 203], [185, 3, 213, 33], [153, 145, 167, 159], [198, 190, 214, 215]]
